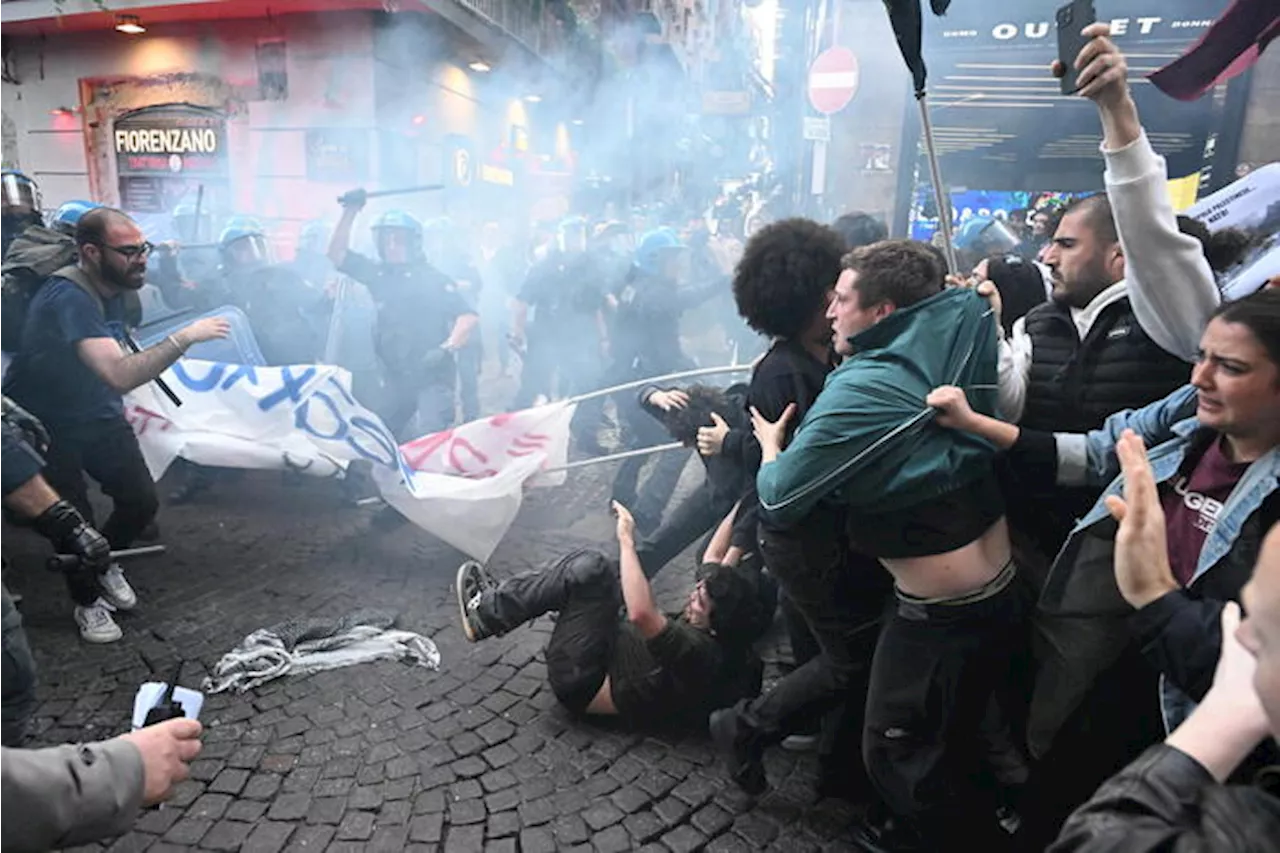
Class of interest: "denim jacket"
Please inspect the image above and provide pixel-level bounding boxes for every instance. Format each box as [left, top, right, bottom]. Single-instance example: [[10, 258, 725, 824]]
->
[[1040, 383, 1280, 733]]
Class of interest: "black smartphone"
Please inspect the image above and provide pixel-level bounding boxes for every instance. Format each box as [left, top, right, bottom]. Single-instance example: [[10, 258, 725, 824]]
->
[[1056, 0, 1097, 95]]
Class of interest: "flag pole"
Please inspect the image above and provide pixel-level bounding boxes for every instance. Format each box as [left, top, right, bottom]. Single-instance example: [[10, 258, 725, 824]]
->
[[541, 441, 685, 474], [917, 91, 958, 275]]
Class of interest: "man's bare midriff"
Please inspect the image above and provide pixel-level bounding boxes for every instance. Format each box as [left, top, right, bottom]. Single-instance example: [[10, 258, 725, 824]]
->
[[880, 516, 1012, 600]]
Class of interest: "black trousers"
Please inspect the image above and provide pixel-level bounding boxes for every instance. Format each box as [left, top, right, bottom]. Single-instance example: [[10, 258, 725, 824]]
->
[[42, 415, 158, 606], [456, 336, 482, 423], [476, 549, 622, 713], [862, 565, 1024, 844], [380, 371, 455, 443], [1, 583, 36, 746], [741, 519, 890, 744]]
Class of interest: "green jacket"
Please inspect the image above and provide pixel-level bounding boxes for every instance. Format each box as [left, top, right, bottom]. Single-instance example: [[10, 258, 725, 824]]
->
[[757, 287, 998, 526]]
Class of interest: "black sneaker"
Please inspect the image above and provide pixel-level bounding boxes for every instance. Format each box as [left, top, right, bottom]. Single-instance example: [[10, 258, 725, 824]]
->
[[708, 707, 767, 795], [456, 561, 496, 642], [851, 813, 929, 853]]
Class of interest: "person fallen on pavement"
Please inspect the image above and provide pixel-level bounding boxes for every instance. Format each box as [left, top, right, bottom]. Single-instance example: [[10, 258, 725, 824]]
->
[[456, 501, 763, 729], [1, 716, 203, 853]]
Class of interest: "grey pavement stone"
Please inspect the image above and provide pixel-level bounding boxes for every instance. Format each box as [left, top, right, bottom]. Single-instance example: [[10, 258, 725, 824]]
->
[[335, 810, 375, 840], [199, 819, 254, 851], [593, 824, 632, 853], [267, 793, 312, 822], [242, 821, 295, 853], [443, 824, 484, 853], [163, 816, 213, 846], [448, 797, 486, 825], [189, 793, 234, 821], [408, 813, 444, 844], [305, 797, 346, 825], [367, 824, 410, 853], [227, 799, 269, 822], [282, 825, 334, 852], [484, 839, 517, 853], [487, 810, 521, 838], [518, 827, 556, 853], [663, 824, 710, 853]]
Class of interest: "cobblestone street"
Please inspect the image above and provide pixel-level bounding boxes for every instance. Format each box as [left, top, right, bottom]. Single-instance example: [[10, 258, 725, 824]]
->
[[4, 445, 867, 853]]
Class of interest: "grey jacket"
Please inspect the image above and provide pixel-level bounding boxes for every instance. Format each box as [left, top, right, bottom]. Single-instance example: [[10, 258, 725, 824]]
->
[[1, 738, 144, 852]]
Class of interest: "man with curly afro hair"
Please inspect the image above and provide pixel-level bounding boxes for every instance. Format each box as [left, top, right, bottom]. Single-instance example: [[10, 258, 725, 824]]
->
[[702, 219, 891, 798]]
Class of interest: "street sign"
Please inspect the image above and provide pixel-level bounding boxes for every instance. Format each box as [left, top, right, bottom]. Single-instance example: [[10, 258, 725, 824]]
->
[[803, 116, 831, 142], [808, 47, 859, 115]]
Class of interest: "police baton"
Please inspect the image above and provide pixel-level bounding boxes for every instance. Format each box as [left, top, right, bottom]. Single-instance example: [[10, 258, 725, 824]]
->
[[337, 184, 445, 206], [124, 333, 183, 407], [47, 544, 166, 573]]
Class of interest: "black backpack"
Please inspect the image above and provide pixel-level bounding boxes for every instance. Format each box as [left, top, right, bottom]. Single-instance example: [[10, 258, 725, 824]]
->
[[2, 232, 143, 350], [1, 226, 78, 351]]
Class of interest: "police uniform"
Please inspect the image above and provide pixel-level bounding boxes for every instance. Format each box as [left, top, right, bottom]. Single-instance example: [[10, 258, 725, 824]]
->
[[338, 250, 473, 440]]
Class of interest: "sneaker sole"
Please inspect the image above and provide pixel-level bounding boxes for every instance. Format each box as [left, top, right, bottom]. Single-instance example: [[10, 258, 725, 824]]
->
[[456, 561, 483, 642], [81, 629, 123, 643]]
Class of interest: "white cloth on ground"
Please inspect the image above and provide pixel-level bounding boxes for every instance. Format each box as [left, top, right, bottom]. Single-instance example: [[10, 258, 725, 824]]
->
[[203, 610, 440, 694]]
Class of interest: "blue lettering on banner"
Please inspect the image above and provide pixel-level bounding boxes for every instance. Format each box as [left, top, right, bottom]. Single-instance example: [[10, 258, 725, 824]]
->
[[295, 390, 348, 442], [258, 366, 317, 412], [172, 360, 227, 391], [326, 375, 356, 406], [219, 364, 260, 391]]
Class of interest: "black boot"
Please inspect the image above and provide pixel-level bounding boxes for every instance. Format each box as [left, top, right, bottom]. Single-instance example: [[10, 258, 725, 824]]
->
[[708, 705, 768, 795]]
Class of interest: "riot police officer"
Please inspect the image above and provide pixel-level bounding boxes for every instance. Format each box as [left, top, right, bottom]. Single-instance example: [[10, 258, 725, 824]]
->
[[423, 217, 485, 422], [216, 220, 324, 366], [329, 194, 477, 441], [1, 170, 43, 258], [510, 216, 609, 422]]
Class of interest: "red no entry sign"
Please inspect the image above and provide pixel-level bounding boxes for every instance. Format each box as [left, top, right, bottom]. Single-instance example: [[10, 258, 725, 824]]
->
[[808, 47, 859, 115]]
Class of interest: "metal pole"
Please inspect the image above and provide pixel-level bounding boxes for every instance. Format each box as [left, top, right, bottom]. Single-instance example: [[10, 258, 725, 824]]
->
[[542, 441, 684, 474], [916, 93, 958, 275], [562, 363, 753, 408]]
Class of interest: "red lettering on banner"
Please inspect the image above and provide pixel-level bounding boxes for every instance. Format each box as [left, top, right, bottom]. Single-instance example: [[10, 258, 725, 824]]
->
[[448, 437, 497, 478], [127, 405, 173, 436], [487, 413, 516, 428], [507, 431, 551, 457], [402, 429, 454, 470]]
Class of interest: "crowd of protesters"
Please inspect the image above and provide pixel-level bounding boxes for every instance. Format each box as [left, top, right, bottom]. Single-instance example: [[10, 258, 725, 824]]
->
[[3, 23, 1279, 853]]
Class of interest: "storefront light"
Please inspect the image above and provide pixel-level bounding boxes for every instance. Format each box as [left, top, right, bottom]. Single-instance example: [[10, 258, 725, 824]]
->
[[115, 14, 146, 35], [571, 118, 584, 126], [469, 61, 492, 73], [523, 94, 542, 104]]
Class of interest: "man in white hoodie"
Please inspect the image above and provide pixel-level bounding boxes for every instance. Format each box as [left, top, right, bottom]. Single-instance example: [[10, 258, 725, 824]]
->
[[996, 23, 1222, 558]]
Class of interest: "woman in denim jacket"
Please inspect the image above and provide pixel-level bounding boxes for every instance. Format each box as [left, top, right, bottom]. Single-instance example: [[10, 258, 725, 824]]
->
[[929, 287, 1279, 765]]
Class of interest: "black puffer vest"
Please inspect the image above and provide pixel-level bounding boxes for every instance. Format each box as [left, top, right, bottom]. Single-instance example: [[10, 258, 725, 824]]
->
[[1021, 295, 1190, 433]]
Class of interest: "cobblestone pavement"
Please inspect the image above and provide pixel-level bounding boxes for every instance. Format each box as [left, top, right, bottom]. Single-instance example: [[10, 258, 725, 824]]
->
[[4, 406, 867, 852]]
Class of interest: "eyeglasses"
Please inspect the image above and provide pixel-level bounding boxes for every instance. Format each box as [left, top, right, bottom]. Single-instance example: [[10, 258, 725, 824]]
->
[[99, 241, 153, 260]]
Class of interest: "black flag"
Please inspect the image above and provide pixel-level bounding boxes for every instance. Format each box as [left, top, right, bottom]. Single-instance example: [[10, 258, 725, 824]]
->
[[884, 0, 952, 97]]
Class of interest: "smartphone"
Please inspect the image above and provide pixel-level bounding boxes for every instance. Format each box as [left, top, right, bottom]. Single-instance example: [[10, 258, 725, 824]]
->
[[1056, 0, 1097, 95]]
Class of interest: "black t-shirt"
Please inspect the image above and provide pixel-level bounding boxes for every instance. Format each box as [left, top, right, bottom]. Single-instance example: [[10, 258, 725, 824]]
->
[[727, 339, 835, 548], [608, 617, 724, 725], [3, 277, 128, 434], [338, 251, 472, 372]]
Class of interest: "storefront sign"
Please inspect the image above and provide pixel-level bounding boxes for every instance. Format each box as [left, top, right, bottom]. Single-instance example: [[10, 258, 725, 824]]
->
[[114, 104, 227, 176]]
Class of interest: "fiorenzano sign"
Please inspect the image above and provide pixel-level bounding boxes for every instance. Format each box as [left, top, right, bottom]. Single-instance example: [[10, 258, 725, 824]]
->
[[115, 127, 219, 155], [113, 104, 227, 176]]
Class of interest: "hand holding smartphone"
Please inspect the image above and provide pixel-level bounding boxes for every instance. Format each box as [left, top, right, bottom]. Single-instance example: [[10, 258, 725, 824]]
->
[[1056, 0, 1097, 94]]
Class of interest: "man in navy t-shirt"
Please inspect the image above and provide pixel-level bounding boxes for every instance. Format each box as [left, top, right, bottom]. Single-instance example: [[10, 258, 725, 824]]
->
[[3, 207, 229, 642]]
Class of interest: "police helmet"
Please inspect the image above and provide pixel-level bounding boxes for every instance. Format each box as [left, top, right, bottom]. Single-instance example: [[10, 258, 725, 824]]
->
[[955, 216, 1020, 256], [1, 170, 41, 217], [371, 209, 423, 263], [53, 199, 99, 235], [557, 215, 589, 253], [634, 227, 684, 275], [219, 220, 272, 269]]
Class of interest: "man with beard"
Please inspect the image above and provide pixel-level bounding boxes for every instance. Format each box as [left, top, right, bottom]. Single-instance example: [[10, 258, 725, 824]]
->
[[996, 27, 1221, 556], [3, 208, 229, 638]]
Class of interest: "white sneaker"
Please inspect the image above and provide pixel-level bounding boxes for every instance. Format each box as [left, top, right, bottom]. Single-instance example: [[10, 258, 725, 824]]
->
[[99, 564, 137, 611], [75, 600, 123, 643]]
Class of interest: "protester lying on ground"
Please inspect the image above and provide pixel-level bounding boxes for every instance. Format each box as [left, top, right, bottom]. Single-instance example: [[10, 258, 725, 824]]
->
[[720, 241, 1020, 849], [1, 717, 203, 853], [456, 501, 763, 730], [1047, 436, 1280, 852]]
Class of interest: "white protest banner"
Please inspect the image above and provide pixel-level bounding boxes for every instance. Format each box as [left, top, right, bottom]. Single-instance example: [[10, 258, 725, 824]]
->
[[123, 360, 574, 561], [1187, 163, 1280, 300]]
